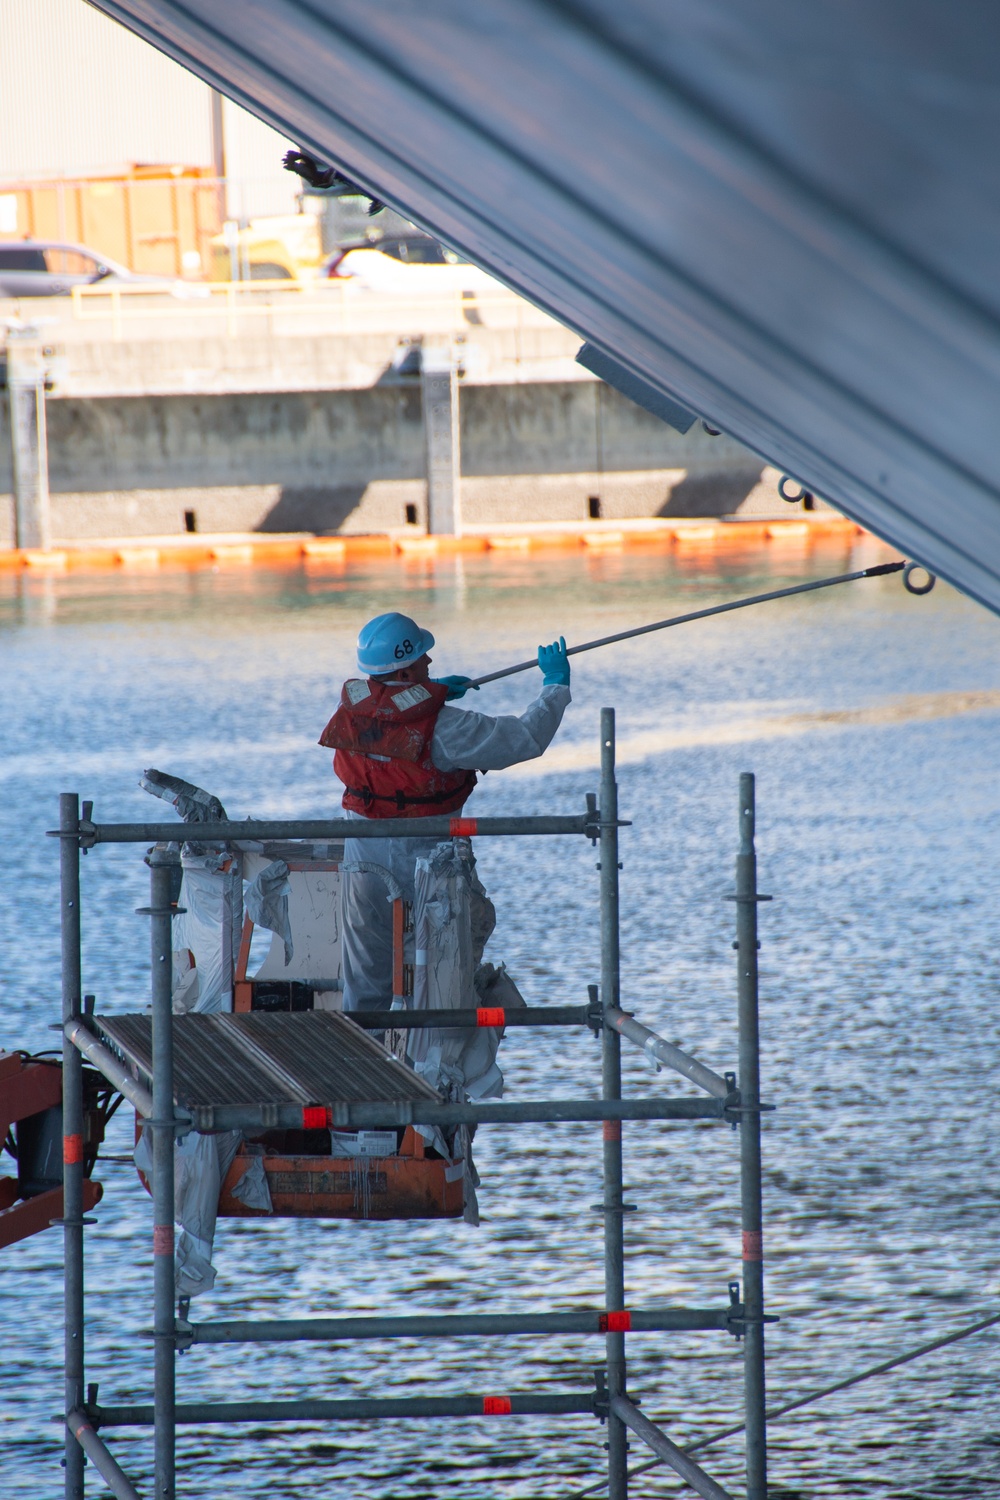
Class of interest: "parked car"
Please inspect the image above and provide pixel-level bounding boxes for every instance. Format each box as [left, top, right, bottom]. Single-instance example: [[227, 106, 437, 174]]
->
[[0, 240, 199, 298], [322, 236, 505, 296]]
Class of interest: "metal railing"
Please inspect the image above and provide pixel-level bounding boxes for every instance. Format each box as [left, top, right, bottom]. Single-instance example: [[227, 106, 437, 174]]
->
[[56, 708, 773, 1500], [64, 278, 561, 341]]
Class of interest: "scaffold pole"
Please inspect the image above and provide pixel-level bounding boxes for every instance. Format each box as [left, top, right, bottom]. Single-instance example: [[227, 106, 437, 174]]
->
[[50, 722, 774, 1500], [148, 849, 177, 1499], [736, 773, 768, 1499], [599, 708, 629, 1499], [60, 793, 85, 1500]]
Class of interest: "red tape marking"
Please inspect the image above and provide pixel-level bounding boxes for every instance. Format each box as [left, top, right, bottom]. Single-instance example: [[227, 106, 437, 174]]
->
[[483, 1396, 512, 1415], [62, 1134, 83, 1165], [742, 1230, 763, 1262], [599, 1310, 632, 1333], [153, 1224, 174, 1257], [449, 818, 478, 837], [603, 1120, 622, 1142], [477, 1007, 505, 1028], [302, 1106, 329, 1130]]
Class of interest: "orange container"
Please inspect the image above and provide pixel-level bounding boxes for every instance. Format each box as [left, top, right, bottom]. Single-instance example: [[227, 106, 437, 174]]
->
[[218, 1127, 464, 1221], [1, 165, 222, 278]]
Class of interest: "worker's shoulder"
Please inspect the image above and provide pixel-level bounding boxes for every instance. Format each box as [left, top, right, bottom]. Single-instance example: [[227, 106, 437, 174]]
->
[[433, 702, 498, 733]]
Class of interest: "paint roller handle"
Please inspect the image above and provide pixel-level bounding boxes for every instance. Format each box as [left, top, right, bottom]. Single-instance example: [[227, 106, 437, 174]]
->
[[465, 560, 908, 689]]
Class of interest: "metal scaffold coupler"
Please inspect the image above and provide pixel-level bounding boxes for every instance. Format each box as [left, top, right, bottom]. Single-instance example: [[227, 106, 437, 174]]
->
[[585, 792, 599, 845], [586, 983, 603, 1036], [46, 800, 96, 851], [592, 1366, 609, 1421], [78, 802, 97, 850], [723, 1087, 742, 1124], [728, 1280, 744, 1340]]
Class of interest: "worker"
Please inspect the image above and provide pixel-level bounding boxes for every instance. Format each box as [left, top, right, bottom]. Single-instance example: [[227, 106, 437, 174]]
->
[[319, 611, 572, 1012]]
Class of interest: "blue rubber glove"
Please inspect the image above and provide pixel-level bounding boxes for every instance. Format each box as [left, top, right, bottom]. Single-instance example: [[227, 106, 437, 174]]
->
[[537, 637, 571, 687], [433, 675, 480, 702]]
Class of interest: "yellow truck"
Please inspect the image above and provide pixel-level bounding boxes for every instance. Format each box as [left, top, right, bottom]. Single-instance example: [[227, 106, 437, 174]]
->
[[208, 213, 323, 282]]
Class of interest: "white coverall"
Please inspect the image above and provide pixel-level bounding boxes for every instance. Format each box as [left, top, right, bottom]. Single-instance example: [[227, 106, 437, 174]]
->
[[340, 682, 571, 1010]]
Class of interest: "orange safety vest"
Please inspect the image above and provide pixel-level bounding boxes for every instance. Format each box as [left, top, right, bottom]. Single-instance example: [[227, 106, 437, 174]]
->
[[318, 678, 477, 818]]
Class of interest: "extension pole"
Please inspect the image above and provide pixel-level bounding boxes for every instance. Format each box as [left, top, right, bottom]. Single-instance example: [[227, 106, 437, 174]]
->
[[148, 849, 177, 1500], [467, 563, 904, 687], [735, 774, 767, 1500], [599, 709, 628, 1500], [60, 794, 85, 1500]]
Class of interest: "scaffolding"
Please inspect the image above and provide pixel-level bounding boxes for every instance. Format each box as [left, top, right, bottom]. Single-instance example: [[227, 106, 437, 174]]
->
[[56, 708, 772, 1500]]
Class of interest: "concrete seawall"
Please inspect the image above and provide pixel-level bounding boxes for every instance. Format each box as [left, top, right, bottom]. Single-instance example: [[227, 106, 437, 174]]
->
[[0, 380, 791, 543], [1, 298, 824, 544]]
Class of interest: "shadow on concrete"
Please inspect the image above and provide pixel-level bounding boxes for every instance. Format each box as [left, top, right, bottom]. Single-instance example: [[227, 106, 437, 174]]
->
[[659, 468, 762, 517], [257, 484, 368, 534], [374, 348, 423, 385]]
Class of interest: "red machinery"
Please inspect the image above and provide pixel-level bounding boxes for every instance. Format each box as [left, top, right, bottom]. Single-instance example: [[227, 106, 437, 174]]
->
[[0, 1051, 105, 1250]]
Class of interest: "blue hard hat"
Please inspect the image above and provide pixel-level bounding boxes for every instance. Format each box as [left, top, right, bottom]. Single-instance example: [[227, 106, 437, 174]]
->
[[357, 612, 435, 676]]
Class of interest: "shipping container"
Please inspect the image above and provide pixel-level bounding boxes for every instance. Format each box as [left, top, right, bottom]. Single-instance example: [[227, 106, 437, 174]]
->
[[0, 166, 223, 278]]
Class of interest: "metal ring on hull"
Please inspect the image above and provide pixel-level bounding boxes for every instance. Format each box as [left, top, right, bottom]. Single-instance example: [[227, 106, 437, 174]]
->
[[902, 562, 937, 595]]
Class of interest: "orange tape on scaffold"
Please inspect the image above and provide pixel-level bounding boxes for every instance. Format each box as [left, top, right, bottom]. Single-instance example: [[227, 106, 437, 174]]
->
[[599, 1311, 632, 1333], [742, 1230, 763, 1262], [302, 1106, 329, 1130], [449, 818, 478, 836], [63, 1134, 83, 1165], [483, 1396, 512, 1415], [477, 1007, 505, 1027]]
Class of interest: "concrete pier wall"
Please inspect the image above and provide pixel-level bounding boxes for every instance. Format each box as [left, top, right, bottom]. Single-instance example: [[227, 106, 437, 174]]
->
[[0, 380, 783, 543], [32, 320, 596, 398]]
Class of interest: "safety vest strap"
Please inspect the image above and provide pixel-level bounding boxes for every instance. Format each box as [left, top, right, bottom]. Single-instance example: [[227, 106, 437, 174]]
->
[[342, 770, 477, 814]]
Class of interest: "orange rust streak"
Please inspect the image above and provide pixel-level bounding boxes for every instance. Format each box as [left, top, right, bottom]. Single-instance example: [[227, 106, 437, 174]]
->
[[234, 915, 253, 982], [392, 899, 405, 1000]]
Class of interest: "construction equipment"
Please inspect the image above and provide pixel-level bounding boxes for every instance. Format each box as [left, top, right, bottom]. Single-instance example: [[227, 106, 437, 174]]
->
[[0, 1050, 109, 1249], [51, 715, 773, 1500]]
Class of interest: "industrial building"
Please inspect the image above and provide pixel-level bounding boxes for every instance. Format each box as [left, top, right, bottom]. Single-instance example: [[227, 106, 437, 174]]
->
[[0, 0, 295, 222]]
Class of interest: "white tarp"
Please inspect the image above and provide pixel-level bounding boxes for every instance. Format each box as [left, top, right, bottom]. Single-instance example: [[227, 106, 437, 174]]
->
[[138, 771, 253, 1297], [169, 845, 247, 1296], [134, 1126, 246, 1299], [172, 855, 241, 1015], [408, 840, 504, 1102], [244, 858, 293, 966]]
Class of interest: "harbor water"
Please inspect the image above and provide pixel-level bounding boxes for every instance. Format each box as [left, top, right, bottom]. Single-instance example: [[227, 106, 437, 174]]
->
[[2, 535, 999, 1498]]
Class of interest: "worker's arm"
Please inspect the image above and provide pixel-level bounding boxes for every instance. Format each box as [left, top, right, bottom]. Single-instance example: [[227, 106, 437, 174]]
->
[[430, 684, 571, 771]]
